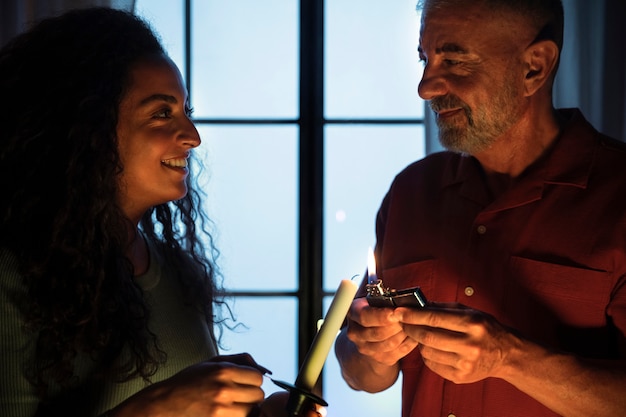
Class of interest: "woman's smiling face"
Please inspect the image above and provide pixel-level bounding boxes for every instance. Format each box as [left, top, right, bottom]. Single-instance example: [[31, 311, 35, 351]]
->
[[116, 54, 200, 222]]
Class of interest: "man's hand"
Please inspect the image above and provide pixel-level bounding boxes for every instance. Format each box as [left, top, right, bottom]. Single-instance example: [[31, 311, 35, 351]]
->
[[346, 297, 419, 366], [392, 303, 518, 384], [334, 297, 417, 393]]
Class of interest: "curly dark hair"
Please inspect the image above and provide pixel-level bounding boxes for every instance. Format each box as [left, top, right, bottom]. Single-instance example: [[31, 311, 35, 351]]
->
[[0, 7, 225, 398]]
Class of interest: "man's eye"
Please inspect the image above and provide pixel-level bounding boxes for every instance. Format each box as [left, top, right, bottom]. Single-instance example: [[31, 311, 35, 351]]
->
[[153, 109, 172, 119], [444, 59, 461, 66]]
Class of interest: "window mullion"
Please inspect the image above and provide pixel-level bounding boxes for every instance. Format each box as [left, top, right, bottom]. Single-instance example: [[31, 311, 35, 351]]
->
[[298, 0, 325, 394]]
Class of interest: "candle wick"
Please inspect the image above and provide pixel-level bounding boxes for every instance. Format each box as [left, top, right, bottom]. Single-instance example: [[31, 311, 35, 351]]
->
[[350, 274, 359, 281]]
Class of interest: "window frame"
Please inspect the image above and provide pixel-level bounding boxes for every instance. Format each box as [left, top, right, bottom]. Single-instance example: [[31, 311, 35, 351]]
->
[[179, 0, 430, 393]]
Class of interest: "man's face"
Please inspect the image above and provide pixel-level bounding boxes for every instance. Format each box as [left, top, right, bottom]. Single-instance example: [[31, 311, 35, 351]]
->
[[417, 3, 532, 154]]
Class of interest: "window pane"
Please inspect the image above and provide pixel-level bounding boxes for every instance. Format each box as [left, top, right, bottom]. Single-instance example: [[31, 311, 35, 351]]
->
[[220, 297, 297, 396], [195, 125, 298, 291], [323, 125, 426, 291], [325, 0, 423, 119], [191, 0, 299, 119], [135, 0, 185, 75]]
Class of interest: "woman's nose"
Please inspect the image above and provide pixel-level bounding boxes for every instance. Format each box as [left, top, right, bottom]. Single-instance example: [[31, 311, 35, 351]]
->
[[179, 118, 201, 148]]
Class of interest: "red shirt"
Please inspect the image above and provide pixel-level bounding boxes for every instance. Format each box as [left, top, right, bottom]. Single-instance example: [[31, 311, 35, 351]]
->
[[373, 109, 626, 417]]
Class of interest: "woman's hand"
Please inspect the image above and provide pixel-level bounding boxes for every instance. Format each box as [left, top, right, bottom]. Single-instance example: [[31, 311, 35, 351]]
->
[[255, 391, 326, 417], [110, 353, 268, 417]]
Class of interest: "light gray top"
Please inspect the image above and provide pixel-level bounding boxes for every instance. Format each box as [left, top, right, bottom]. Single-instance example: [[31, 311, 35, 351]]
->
[[0, 242, 218, 416]]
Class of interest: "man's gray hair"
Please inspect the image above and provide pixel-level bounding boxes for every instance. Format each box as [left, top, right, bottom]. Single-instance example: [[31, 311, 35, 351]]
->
[[416, 0, 564, 52]]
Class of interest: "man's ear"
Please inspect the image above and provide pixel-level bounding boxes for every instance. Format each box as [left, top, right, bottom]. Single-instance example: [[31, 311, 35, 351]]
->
[[523, 39, 559, 97]]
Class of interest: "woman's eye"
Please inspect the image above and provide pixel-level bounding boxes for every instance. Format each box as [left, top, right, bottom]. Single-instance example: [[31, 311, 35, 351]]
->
[[185, 106, 195, 117]]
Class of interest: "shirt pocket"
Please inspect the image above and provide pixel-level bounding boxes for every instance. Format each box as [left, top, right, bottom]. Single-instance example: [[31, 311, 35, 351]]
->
[[381, 259, 437, 298], [509, 255, 612, 327]]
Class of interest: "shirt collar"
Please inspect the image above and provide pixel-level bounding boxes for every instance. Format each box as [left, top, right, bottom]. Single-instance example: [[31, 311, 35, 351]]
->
[[441, 108, 599, 208], [542, 108, 597, 188]]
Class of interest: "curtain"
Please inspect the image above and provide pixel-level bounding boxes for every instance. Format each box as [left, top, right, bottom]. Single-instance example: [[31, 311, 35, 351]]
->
[[555, 0, 626, 142], [0, 0, 135, 48]]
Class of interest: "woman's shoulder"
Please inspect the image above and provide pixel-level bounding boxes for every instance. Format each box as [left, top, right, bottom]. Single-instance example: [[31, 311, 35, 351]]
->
[[0, 247, 39, 417], [0, 247, 32, 331], [141, 237, 205, 288], [0, 247, 25, 291]]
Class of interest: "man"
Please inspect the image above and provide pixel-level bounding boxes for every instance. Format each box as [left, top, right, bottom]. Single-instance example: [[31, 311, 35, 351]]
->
[[335, 1, 626, 416]]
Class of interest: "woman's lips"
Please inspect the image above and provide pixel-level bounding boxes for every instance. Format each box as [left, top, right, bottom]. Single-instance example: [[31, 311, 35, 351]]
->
[[161, 157, 188, 168]]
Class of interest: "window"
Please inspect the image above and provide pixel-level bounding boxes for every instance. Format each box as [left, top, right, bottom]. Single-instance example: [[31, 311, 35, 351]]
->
[[135, 1, 425, 415]]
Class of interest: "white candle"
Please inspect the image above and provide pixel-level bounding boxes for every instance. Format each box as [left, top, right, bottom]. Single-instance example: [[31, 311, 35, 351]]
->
[[295, 279, 358, 391]]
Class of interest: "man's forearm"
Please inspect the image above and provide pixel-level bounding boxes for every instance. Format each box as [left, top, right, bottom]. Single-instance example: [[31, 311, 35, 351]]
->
[[499, 338, 626, 417]]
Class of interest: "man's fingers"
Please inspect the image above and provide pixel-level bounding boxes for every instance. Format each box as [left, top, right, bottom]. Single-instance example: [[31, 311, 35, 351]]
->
[[393, 306, 481, 334]]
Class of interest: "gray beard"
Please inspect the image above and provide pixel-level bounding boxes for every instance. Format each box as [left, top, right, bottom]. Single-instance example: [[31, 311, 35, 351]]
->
[[437, 112, 495, 155], [435, 101, 519, 155], [431, 78, 521, 155]]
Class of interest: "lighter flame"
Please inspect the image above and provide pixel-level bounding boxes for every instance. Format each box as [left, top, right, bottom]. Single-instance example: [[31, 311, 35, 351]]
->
[[367, 246, 377, 282]]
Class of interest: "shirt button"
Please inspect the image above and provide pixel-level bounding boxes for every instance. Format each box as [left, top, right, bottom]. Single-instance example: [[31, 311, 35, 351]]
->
[[477, 225, 487, 234], [464, 286, 475, 297], [448, 414, 457, 417]]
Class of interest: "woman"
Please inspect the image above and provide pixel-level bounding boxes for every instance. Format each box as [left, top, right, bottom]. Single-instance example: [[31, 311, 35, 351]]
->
[[0, 8, 320, 417]]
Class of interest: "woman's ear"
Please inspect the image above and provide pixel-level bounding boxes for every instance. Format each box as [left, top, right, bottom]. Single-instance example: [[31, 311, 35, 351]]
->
[[523, 39, 559, 97]]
